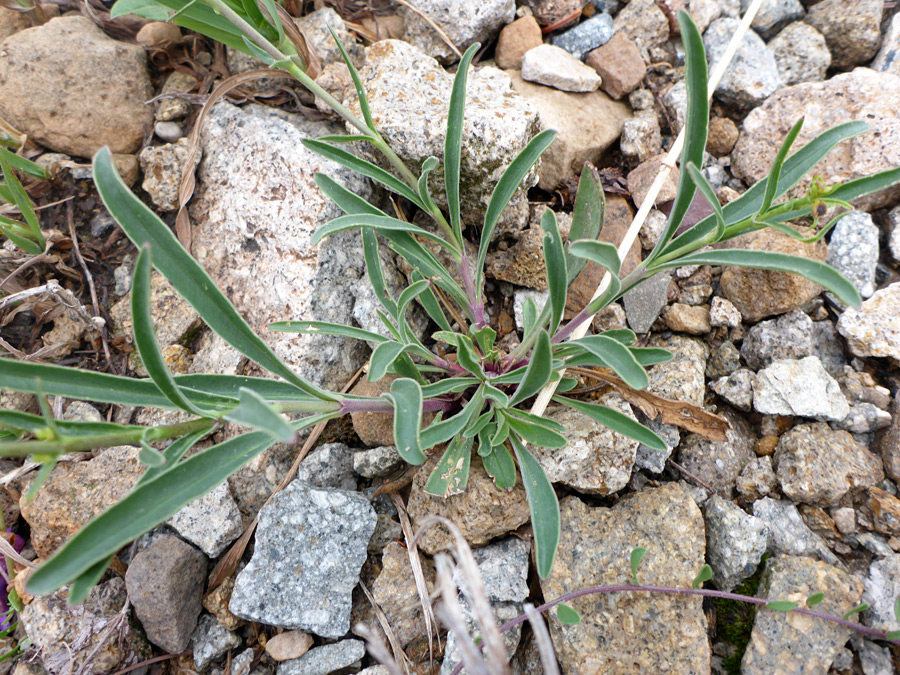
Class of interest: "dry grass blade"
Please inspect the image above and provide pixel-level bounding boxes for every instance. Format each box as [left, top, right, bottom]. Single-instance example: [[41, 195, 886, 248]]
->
[[354, 622, 405, 675], [523, 603, 560, 675], [391, 0, 462, 60], [0, 535, 34, 570], [274, 3, 321, 78], [359, 580, 412, 674], [434, 554, 491, 675]]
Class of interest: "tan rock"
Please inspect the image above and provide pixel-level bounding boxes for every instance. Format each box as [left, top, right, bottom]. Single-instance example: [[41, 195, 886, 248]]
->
[[805, 0, 883, 68], [349, 375, 398, 447], [719, 228, 826, 322], [495, 16, 542, 70], [0, 7, 31, 43], [203, 577, 245, 631], [663, 303, 711, 335], [112, 153, 140, 187], [155, 70, 199, 122], [135, 21, 182, 46], [266, 630, 314, 661], [0, 17, 153, 157], [585, 32, 646, 100], [408, 455, 530, 554], [524, 0, 582, 26], [867, 487, 900, 536], [507, 69, 630, 190], [613, 0, 670, 59], [626, 153, 680, 208], [706, 116, 738, 157]]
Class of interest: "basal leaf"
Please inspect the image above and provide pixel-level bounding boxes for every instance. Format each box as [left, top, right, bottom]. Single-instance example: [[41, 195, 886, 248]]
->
[[556, 603, 582, 625], [567, 240, 621, 275], [481, 443, 516, 490], [541, 209, 567, 334], [424, 436, 473, 497], [223, 388, 297, 443], [268, 320, 389, 344], [328, 25, 373, 128], [138, 440, 167, 468], [445, 43, 480, 245], [566, 335, 648, 390], [759, 117, 804, 216], [369, 341, 410, 382], [510, 436, 559, 579], [508, 330, 552, 407], [137, 427, 210, 487], [381, 378, 425, 464], [567, 164, 605, 284], [311, 213, 453, 251], [420, 387, 485, 449], [843, 603, 868, 620], [66, 556, 114, 606], [502, 411, 567, 448], [553, 396, 665, 450]]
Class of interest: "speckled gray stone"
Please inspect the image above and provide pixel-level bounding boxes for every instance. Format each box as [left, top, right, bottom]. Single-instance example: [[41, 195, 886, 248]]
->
[[752, 356, 849, 421], [827, 211, 879, 301], [455, 537, 530, 603], [541, 483, 709, 673], [710, 368, 754, 411], [704, 19, 780, 109], [191, 614, 241, 670], [752, 498, 837, 563], [740, 310, 813, 370], [634, 412, 679, 474], [277, 640, 365, 675], [620, 113, 662, 164], [740, 0, 804, 39], [837, 283, 900, 362], [706, 340, 742, 379], [811, 320, 847, 376], [769, 22, 831, 85], [229, 480, 376, 637], [549, 12, 614, 61], [624, 271, 671, 334], [704, 495, 768, 591], [741, 556, 864, 675], [533, 394, 639, 495], [352, 445, 403, 478], [736, 456, 778, 501], [398, 0, 515, 63], [873, 12, 900, 74], [805, 0, 884, 68], [837, 403, 892, 434], [862, 553, 900, 633], [677, 410, 755, 492], [647, 335, 708, 408], [521, 44, 602, 92], [295, 442, 356, 491], [612, 0, 669, 60], [166, 481, 243, 558]]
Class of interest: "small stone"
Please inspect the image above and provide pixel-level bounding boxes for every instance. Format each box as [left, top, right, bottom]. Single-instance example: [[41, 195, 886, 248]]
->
[[191, 614, 241, 671], [704, 495, 768, 591], [63, 401, 103, 423], [832, 507, 856, 534], [706, 116, 739, 156], [867, 487, 900, 536], [154, 120, 183, 143], [136, 21, 182, 45], [710, 369, 754, 411], [628, 87, 655, 111], [229, 480, 376, 637], [513, 288, 549, 332], [662, 79, 687, 135], [709, 296, 741, 328], [837, 402, 892, 434], [837, 283, 900, 362], [203, 577, 244, 631], [368, 513, 402, 554], [768, 22, 830, 86], [613, 0, 670, 60], [638, 208, 667, 249], [295, 442, 356, 491], [739, 0, 804, 40], [826, 211, 879, 301], [677, 410, 755, 492], [752, 498, 837, 562], [156, 70, 198, 122], [125, 535, 208, 654], [525, 0, 583, 26], [486, 212, 572, 289], [349, 376, 398, 447], [549, 12, 615, 61], [805, 0, 883, 69], [861, 553, 900, 633], [741, 556, 864, 674], [232, 648, 254, 675], [811, 320, 847, 377], [735, 456, 778, 501], [494, 15, 543, 70], [522, 44, 602, 92], [873, 12, 900, 75], [704, 18, 780, 110], [585, 32, 647, 100], [854, 636, 894, 675], [753, 356, 849, 421], [441, 600, 522, 675], [166, 482, 243, 558], [352, 445, 403, 478], [774, 422, 883, 505], [627, 154, 679, 208], [620, 113, 662, 164], [662, 303, 710, 335], [624, 272, 672, 332], [265, 631, 314, 662], [277, 640, 365, 675], [634, 413, 679, 473], [740, 309, 813, 370], [647, 335, 708, 407]]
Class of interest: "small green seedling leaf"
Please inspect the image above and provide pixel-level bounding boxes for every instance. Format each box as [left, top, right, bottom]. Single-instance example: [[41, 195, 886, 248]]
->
[[481, 443, 517, 489], [843, 603, 869, 620], [629, 547, 647, 584], [508, 331, 552, 406], [556, 603, 582, 625], [885, 630, 900, 641], [766, 601, 799, 612], [225, 388, 297, 443], [806, 592, 825, 608], [692, 564, 713, 589]]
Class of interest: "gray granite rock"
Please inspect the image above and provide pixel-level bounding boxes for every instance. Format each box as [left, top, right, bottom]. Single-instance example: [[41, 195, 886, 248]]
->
[[521, 44, 602, 92], [704, 18, 780, 109], [710, 368, 754, 411], [735, 455, 778, 502], [192, 614, 241, 670], [838, 403, 892, 434], [620, 113, 662, 164], [740, 0, 804, 39], [805, 0, 883, 68], [277, 640, 365, 675], [139, 138, 191, 212], [706, 340, 742, 379], [534, 395, 638, 494], [549, 12, 614, 61], [648, 335, 708, 408], [811, 320, 847, 376], [704, 495, 768, 591], [861, 554, 900, 633], [399, 0, 515, 64], [768, 22, 830, 85], [661, 80, 686, 136], [741, 555, 864, 674], [827, 211, 879, 301], [837, 283, 900, 362], [634, 412, 679, 474], [853, 635, 894, 675], [612, 0, 669, 60], [352, 445, 403, 478], [873, 12, 900, 74], [677, 410, 755, 492], [741, 310, 813, 370], [889, 206, 900, 263], [125, 535, 207, 654], [166, 482, 243, 558], [624, 271, 671, 333], [229, 480, 376, 637], [752, 356, 849, 421], [295, 442, 356, 491], [454, 537, 530, 603], [752, 497, 837, 563]]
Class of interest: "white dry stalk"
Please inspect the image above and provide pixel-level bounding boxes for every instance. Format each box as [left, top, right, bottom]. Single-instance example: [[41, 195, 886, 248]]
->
[[528, 0, 766, 421]]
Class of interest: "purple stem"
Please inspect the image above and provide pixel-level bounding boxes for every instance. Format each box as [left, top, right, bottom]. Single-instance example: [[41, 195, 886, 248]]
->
[[458, 251, 486, 329], [551, 307, 590, 344], [339, 397, 457, 415]]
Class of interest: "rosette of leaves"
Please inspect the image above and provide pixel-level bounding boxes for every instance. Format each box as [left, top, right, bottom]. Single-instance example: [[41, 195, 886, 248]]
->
[[0, 6, 898, 602]]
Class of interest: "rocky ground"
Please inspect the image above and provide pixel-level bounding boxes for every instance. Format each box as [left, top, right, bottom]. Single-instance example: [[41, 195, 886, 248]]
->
[[1, 0, 900, 673]]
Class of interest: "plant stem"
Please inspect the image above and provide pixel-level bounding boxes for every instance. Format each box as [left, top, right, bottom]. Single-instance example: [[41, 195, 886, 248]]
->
[[275, 400, 343, 415], [339, 397, 457, 415]]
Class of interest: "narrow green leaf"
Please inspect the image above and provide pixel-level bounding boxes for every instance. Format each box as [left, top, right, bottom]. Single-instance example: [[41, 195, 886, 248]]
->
[[567, 335, 648, 390], [445, 43, 480, 244], [424, 436, 473, 497], [66, 556, 114, 606], [584, 271, 622, 315], [553, 396, 665, 450], [455, 336, 485, 378], [137, 427, 209, 487], [482, 383, 509, 407], [567, 164, 605, 284], [362, 227, 399, 318], [651, 249, 862, 309], [692, 564, 713, 589], [381, 378, 425, 464], [629, 546, 647, 583], [490, 417, 510, 447], [26, 459, 57, 501], [0, 149, 47, 179], [240, 35, 279, 66], [567, 240, 621, 275], [223, 388, 297, 443], [111, 0, 250, 52], [541, 209, 567, 334], [396, 278, 431, 321], [0, 223, 41, 253], [420, 377, 480, 397], [629, 347, 674, 366], [556, 603, 582, 625], [759, 117, 805, 216], [302, 139, 425, 210], [259, 0, 284, 42], [509, 331, 552, 407], [311, 213, 453, 251], [481, 443, 517, 489], [314, 173, 388, 217], [685, 162, 724, 240], [369, 341, 410, 382], [806, 592, 825, 608], [825, 166, 900, 205], [465, 411, 494, 439], [416, 156, 441, 216], [843, 603, 869, 620], [138, 440, 167, 468], [766, 601, 799, 612], [502, 412, 567, 448], [420, 387, 485, 449], [93, 148, 334, 401], [175, 374, 324, 403], [0, 148, 42, 248], [599, 329, 636, 345], [268, 320, 389, 344], [510, 436, 559, 579], [412, 272, 453, 333], [894, 596, 900, 624], [328, 25, 374, 128]]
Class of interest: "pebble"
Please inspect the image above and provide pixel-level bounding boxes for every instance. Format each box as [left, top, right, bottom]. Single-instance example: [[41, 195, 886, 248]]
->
[[826, 211, 879, 301], [585, 32, 646, 100], [620, 113, 662, 165], [706, 117, 740, 157], [135, 21, 182, 45], [662, 79, 687, 135], [549, 12, 614, 61], [861, 553, 900, 633], [277, 640, 365, 675], [735, 455, 778, 501], [662, 303, 710, 335], [741, 556, 863, 674], [265, 631, 314, 662], [703, 18, 780, 110], [753, 356, 849, 422], [229, 480, 376, 637], [853, 636, 894, 675], [521, 44, 602, 92], [706, 340, 742, 379], [294, 442, 356, 491], [768, 21, 830, 86], [710, 368, 754, 411], [513, 288, 549, 332], [838, 403, 892, 434], [398, 0, 514, 63], [166, 481, 243, 558], [752, 497, 837, 562], [873, 12, 900, 75], [866, 487, 900, 537], [541, 484, 709, 673], [703, 495, 768, 591], [740, 0, 804, 40], [351, 445, 403, 478], [678, 411, 755, 491], [810, 320, 847, 376], [647, 335, 709, 407], [627, 154, 680, 209], [125, 535, 208, 653], [774, 422, 883, 505], [740, 309, 812, 370], [192, 614, 241, 670], [689, 0, 721, 33], [154, 120, 183, 143], [612, 0, 670, 60], [837, 282, 900, 362], [805, 0, 883, 68], [637, 208, 667, 250], [156, 70, 199, 122], [494, 15, 542, 70]]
